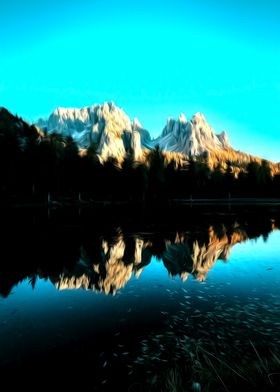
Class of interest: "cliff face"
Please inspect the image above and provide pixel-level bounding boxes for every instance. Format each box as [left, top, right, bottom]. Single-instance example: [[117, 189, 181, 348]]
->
[[36, 102, 232, 162], [37, 102, 144, 161], [154, 112, 230, 156], [28, 101, 278, 171]]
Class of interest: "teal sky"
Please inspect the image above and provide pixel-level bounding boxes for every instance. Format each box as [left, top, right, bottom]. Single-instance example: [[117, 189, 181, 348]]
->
[[1, 0, 280, 161]]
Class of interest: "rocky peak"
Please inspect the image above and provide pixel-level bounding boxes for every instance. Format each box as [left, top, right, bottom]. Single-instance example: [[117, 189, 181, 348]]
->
[[191, 112, 206, 124], [179, 113, 187, 123], [153, 111, 231, 156], [161, 118, 176, 137], [217, 131, 230, 148], [37, 102, 135, 160], [37, 103, 231, 160], [131, 118, 152, 150], [131, 118, 143, 131]]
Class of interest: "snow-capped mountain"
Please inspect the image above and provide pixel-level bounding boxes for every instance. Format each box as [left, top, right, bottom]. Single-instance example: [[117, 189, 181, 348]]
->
[[37, 102, 143, 161], [154, 112, 230, 156], [37, 102, 231, 160]]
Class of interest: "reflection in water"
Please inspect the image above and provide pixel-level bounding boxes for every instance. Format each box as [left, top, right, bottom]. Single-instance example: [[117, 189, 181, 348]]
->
[[53, 227, 248, 294], [0, 209, 278, 297], [0, 208, 280, 391]]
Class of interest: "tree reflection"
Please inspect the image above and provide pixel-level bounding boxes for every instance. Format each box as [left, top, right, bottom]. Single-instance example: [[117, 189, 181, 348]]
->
[[0, 209, 278, 297]]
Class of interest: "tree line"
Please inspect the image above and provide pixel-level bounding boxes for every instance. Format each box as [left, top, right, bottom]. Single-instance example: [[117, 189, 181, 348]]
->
[[0, 109, 280, 204]]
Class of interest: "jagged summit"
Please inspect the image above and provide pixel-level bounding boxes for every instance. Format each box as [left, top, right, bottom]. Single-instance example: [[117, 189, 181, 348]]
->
[[217, 131, 230, 149], [153, 111, 230, 156], [36, 102, 231, 160], [131, 118, 143, 130], [179, 113, 187, 123], [191, 112, 206, 122], [37, 102, 140, 160]]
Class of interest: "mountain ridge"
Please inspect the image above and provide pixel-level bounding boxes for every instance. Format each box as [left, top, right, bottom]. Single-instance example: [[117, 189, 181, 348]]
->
[[37, 101, 231, 160], [36, 101, 280, 173], [1, 103, 279, 173]]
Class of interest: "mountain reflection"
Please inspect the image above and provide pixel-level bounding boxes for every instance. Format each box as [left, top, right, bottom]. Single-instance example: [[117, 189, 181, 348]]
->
[[0, 209, 278, 297]]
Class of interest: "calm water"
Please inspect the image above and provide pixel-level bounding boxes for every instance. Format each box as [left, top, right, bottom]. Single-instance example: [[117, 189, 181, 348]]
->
[[0, 208, 280, 390]]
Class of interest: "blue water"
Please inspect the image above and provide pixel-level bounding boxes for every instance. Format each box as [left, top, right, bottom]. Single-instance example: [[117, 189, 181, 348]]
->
[[0, 226, 280, 389]]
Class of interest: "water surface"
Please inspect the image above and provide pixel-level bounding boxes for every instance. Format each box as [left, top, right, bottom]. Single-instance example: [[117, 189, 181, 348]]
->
[[0, 208, 280, 390]]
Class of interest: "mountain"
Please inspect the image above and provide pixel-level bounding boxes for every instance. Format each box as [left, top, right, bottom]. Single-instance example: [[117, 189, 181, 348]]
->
[[37, 102, 145, 161], [38, 102, 280, 173], [0, 102, 278, 174], [37, 102, 232, 161], [154, 112, 230, 156]]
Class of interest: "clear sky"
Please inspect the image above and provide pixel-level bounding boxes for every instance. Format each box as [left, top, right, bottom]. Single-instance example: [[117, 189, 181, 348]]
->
[[1, 0, 280, 161]]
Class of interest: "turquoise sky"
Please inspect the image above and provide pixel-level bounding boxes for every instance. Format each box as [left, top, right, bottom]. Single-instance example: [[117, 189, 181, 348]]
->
[[1, 0, 280, 161]]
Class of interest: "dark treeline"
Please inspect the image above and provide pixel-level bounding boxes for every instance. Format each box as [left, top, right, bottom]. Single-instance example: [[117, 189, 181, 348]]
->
[[1, 108, 280, 203]]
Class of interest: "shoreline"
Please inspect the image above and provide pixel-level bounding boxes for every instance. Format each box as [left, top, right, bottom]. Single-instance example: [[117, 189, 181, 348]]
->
[[2, 197, 280, 208]]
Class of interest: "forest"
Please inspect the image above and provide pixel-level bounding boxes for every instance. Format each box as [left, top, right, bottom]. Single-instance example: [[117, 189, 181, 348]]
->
[[1, 108, 280, 204]]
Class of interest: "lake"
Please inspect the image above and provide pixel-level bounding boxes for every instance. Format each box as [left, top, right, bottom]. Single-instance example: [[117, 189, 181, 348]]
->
[[0, 207, 280, 391]]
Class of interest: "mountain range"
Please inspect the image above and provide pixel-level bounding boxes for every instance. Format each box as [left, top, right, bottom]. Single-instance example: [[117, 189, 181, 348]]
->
[[37, 102, 231, 161], [36, 101, 280, 172], [1, 102, 279, 173]]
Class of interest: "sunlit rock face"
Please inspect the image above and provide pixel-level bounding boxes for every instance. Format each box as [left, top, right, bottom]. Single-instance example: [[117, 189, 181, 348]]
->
[[153, 112, 230, 156], [37, 102, 144, 161], [37, 103, 230, 161], [35, 103, 280, 172], [131, 118, 153, 150]]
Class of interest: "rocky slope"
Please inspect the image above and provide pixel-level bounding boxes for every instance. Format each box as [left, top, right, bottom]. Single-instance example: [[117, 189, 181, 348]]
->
[[154, 112, 230, 156], [36, 102, 232, 161], [37, 102, 142, 161], [0, 101, 274, 172]]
